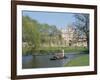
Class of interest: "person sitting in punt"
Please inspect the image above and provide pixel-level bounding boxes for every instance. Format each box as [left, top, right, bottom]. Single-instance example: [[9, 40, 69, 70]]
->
[[50, 49, 67, 60]]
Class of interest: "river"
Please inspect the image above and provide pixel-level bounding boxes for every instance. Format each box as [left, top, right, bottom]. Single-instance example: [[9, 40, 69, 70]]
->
[[22, 53, 86, 69]]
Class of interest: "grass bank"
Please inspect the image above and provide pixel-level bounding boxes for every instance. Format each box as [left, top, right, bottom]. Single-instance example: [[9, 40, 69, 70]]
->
[[23, 47, 88, 55], [64, 54, 89, 66]]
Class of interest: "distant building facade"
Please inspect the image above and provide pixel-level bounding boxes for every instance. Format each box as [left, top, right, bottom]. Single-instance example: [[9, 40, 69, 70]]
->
[[61, 26, 87, 47]]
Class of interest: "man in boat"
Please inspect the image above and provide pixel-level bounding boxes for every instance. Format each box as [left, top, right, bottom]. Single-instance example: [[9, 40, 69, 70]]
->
[[51, 49, 65, 60], [56, 49, 64, 59]]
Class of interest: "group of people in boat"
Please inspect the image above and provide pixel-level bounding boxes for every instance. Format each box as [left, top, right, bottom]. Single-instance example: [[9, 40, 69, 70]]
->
[[50, 49, 67, 60]]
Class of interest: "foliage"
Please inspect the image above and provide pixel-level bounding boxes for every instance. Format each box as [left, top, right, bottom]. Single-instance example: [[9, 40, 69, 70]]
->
[[22, 16, 41, 49], [22, 16, 62, 55]]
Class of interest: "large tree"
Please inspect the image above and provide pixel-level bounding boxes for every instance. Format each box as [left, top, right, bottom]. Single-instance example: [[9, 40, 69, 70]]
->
[[22, 16, 41, 49], [74, 14, 89, 49], [38, 23, 61, 47]]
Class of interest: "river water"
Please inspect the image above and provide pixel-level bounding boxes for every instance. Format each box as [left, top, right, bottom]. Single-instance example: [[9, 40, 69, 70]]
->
[[22, 53, 85, 69]]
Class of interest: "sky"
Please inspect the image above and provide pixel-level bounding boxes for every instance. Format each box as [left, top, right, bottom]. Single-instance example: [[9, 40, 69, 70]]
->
[[22, 11, 76, 29]]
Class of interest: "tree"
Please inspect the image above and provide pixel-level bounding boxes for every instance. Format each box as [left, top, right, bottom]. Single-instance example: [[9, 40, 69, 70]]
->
[[74, 14, 89, 49], [38, 23, 60, 47], [22, 16, 41, 49]]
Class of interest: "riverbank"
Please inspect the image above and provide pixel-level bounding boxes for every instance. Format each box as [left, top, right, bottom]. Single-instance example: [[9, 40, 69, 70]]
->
[[23, 47, 88, 56], [64, 54, 89, 66]]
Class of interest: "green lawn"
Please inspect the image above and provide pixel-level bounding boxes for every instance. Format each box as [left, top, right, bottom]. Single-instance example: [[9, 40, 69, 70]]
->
[[23, 46, 88, 55], [39, 47, 88, 53], [64, 54, 89, 66]]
